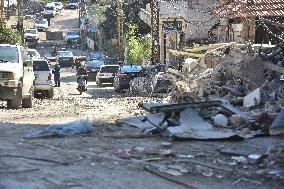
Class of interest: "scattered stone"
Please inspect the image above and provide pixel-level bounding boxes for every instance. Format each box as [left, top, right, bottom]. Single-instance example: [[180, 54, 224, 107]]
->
[[231, 156, 247, 163], [213, 114, 228, 127], [202, 171, 214, 177], [161, 142, 173, 148], [229, 114, 247, 127]]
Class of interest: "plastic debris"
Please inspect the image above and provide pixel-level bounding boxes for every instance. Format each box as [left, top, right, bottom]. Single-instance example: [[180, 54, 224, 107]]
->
[[25, 119, 93, 139]]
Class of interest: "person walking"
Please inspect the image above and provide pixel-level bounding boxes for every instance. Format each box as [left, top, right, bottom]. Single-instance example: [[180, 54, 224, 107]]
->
[[54, 62, 61, 87]]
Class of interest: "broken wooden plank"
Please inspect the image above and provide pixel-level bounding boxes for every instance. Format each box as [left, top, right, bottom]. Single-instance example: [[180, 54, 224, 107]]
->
[[142, 101, 221, 113]]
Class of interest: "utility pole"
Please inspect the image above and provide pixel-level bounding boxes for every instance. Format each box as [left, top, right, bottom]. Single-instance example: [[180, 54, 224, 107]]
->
[[117, 0, 124, 62], [151, 0, 160, 64], [17, 0, 24, 44], [0, 0, 4, 26]]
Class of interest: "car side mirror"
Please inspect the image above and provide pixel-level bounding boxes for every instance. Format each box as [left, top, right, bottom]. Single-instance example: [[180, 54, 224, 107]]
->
[[23, 60, 33, 67]]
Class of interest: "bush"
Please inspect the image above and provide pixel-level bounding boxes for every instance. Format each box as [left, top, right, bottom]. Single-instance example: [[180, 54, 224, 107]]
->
[[0, 25, 21, 44]]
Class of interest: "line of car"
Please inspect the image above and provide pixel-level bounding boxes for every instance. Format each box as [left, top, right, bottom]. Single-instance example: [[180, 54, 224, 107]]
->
[[24, 0, 79, 45]]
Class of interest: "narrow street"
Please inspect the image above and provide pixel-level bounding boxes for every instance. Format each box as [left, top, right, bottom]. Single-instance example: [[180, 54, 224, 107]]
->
[[0, 6, 284, 189]]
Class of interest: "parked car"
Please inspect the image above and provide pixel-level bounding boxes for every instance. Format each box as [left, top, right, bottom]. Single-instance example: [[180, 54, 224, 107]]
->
[[35, 19, 48, 31], [56, 51, 75, 67], [96, 65, 120, 86], [24, 28, 39, 43], [89, 51, 105, 61], [101, 57, 118, 65], [85, 59, 104, 81], [0, 44, 34, 109], [27, 49, 40, 59], [67, 0, 78, 9], [113, 65, 143, 92], [51, 2, 63, 11], [43, 3, 57, 18], [32, 58, 54, 98], [65, 30, 80, 44]]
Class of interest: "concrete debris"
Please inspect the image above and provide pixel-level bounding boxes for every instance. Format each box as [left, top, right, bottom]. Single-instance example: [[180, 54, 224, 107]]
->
[[243, 88, 261, 108], [269, 109, 284, 135], [123, 102, 247, 140], [156, 42, 284, 136]]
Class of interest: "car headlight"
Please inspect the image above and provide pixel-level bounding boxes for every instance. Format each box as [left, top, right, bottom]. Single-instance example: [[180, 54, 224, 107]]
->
[[0, 72, 15, 79]]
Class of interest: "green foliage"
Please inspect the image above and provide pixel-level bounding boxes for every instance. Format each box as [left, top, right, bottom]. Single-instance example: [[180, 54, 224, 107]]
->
[[0, 25, 21, 45], [126, 24, 151, 64], [100, 0, 151, 39]]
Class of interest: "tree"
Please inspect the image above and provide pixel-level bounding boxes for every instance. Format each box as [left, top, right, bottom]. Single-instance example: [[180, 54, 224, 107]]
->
[[100, 0, 151, 39], [126, 24, 151, 64], [0, 25, 21, 44]]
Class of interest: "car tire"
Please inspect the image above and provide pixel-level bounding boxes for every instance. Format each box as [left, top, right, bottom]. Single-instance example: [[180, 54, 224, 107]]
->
[[96, 80, 102, 87], [7, 85, 22, 109], [47, 88, 54, 98], [114, 86, 122, 93], [22, 94, 33, 108]]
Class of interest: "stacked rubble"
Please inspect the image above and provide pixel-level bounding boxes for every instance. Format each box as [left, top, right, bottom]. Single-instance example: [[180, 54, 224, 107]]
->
[[164, 43, 284, 135], [259, 42, 284, 65], [122, 43, 284, 138]]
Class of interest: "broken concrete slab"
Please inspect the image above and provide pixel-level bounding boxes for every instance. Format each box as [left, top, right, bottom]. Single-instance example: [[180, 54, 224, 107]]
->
[[119, 116, 155, 130], [270, 109, 284, 135], [165, 108, 213, 136], [243, 88, 261, 108], [171, 129, 243, 140]]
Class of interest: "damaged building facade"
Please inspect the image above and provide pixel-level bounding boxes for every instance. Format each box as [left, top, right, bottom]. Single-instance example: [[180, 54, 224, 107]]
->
[[139, 0, 220, 65], [213, 0, 284, 44]]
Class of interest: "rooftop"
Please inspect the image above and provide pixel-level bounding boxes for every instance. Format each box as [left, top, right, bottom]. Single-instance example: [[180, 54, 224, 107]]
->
[[213, 0, 284, 18]]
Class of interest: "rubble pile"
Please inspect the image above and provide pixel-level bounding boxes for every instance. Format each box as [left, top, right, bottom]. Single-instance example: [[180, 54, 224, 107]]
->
[[164, 43, 284, 135], [129, 65, 176, 96], [259, 42, 284, 65], [121, 42, 284, 139]]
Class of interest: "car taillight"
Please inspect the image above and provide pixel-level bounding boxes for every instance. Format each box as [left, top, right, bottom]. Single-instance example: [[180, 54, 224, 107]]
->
[[118, 73, 127, 79], [48, 73, 52, 80]]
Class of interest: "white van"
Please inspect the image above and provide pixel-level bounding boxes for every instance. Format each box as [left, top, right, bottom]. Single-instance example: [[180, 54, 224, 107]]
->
[[43, 3, 57, 17], [32, 58, 54, 98], [0, 44, 34, 109]]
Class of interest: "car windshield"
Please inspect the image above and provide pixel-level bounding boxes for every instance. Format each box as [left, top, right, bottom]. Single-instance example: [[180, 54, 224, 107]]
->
[[36, 20, 47, 24], [69, 0, 77, 3], [100, 66, 119, 73], [27, 50, 37, 56], [45, 6, 54, 10], [102, 58, 117, 65], [86, 60, 104, 68], [120, 65, 142, 73], [0, 46, 19, 63], [33, 61, 49, 71], [90, 52, 105, 59], [58, 51, 73, 57], [67, 31, 78, 36], [26, 29, 37, 34]]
